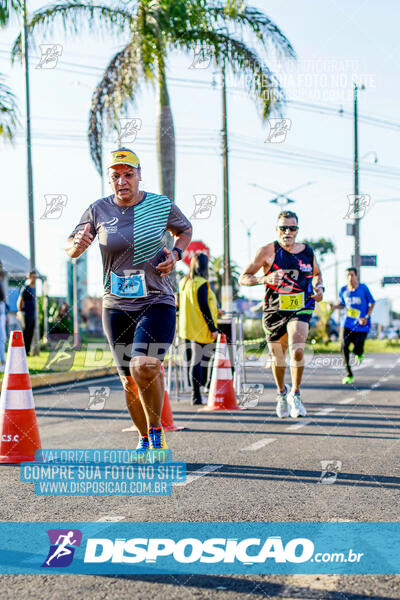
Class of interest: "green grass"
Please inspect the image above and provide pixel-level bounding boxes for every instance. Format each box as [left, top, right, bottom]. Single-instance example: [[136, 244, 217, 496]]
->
[[309, 339, 400, 354], [1, 346, 114, 380], [245, 338, 400, 355]]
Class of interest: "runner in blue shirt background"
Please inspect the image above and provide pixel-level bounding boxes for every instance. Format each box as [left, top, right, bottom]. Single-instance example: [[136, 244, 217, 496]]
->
[[330, 267, 375, 384]]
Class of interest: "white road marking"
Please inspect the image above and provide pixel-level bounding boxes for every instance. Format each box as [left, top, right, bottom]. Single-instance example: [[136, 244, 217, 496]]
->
[[314, 407, 335, 415], [286, 420, 312, 430], [96, 516, 125, 522], [174, 464, 223, 487], [241, 438, 276, 452], [339, 397, 355, 404]]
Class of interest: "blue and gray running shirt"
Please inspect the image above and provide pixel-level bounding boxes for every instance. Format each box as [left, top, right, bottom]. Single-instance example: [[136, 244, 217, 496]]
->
[[339, 283, 375, 332], [70, 193, 191, 311]]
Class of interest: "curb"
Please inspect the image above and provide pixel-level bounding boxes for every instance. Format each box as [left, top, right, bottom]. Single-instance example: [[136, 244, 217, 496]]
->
[[1, 366, 119, 391]]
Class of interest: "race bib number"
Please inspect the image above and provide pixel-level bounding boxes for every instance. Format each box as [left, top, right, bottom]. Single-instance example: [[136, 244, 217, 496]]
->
[[346, 307, 361, 319], [279, 292, 305, 311], [110, 271, 147, 298]]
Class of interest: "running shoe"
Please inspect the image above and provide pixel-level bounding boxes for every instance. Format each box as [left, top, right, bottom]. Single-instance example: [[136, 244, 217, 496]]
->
[[276, 385, 289, 418], [136, 436, 150, 452], [355, 354, 364, 366], [342, 375, 354, 385], [287, 391, 307, 418], [148, 426, 168, 450]]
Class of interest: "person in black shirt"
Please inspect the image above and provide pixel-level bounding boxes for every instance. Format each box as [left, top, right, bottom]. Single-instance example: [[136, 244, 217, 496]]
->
[[17, 271, 37, 355], [240, 211, 324, 419]]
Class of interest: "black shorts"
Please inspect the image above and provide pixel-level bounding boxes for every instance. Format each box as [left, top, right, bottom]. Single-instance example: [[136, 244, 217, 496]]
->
[[262, 310, 312, 342], [102, 304, 176, 376]]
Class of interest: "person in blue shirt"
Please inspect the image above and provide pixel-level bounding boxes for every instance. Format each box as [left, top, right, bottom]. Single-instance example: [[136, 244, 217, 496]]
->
[[330, 268, 375, 384]]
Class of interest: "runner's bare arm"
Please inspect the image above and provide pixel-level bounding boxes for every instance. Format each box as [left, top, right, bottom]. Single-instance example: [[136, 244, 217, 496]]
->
[[310, 257, 324, 301], [359, 301, 376, 325], [170, 226, 193, 255], [366, 302, 375, 317], [239, 245, 274, 286], [330, 301, 345, 310], [157, 226, 192, 276]]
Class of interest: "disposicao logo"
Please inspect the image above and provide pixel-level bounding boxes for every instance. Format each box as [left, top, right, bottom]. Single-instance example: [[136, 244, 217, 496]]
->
[[83, 536, 314, 564], [42, 529, 82, 567]]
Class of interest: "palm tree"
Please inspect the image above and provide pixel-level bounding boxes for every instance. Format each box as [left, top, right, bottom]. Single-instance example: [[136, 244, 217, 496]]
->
[[303, 238, 336, 263], [210, 254, 241, 303], [0, 0, 20, 140], [0, 75, 19, 140], [12, 0, 295, 200]]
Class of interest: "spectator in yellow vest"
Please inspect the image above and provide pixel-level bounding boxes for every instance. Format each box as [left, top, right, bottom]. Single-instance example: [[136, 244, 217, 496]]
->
[[178, 253, 219, 405]]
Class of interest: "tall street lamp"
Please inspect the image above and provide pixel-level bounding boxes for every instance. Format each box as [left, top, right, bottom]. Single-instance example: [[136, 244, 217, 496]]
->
[[22, 0, 39, 355]]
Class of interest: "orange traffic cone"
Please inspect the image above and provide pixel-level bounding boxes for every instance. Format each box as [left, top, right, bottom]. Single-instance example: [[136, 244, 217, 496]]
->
[[0, 330, 41, 463], [201, 333, 241, 411], [161, 365, 185, 431]]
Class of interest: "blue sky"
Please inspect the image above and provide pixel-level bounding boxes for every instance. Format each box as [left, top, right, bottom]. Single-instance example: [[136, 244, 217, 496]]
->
[[1, 0, 400, 309]]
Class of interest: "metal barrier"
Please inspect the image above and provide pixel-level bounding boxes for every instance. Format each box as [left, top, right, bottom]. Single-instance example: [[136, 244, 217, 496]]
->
[[165, 313, 248, 403]]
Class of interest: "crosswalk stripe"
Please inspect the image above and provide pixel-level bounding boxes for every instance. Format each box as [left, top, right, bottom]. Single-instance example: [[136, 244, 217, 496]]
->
[[314, 407, 335, 415], [174, 464, 223, 487], [241, 438, 276, 451], [339, 397, 355, 404], [286, 420, 312, 431]]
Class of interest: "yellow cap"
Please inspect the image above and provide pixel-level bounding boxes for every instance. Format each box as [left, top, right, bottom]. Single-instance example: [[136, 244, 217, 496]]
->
[[107, 147, 140, 169]]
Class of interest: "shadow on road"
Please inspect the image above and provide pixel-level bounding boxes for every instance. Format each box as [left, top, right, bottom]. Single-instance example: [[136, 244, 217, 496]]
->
[[101, 573, 399, 599], [182, 462, 400, 490]]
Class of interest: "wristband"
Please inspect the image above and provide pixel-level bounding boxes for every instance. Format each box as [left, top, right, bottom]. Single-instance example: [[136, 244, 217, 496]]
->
[[172, 247, 183, 261]]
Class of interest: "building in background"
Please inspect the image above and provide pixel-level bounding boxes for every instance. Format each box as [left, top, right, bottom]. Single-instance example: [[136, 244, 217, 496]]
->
[[0, 244, 45, 331]]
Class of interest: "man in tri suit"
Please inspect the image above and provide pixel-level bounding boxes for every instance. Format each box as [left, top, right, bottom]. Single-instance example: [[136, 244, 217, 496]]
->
[[239, 211, 324, 418]]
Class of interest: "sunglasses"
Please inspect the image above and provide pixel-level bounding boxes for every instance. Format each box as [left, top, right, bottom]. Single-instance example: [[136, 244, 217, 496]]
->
[[279, 225, 298, 232]]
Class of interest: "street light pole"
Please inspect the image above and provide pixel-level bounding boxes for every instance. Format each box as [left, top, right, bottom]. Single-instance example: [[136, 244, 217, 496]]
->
[[72, 258, 80, 348], [353, 83, 361, 281], [22, 0, 39, 354], [221, 65, 232, 312]]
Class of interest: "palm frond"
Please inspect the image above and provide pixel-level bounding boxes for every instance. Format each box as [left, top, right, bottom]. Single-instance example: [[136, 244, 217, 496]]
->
[[0, 74, 19, 141], [11, 1, 134, 63], [0, 0, 21, 27], [208, 4, 295, 59], [88, 42, 148, 174], [172, 29, 285, 118]]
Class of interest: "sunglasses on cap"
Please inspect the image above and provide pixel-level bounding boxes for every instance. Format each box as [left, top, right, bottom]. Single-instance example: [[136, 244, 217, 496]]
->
[[279, 225, 298, 232]]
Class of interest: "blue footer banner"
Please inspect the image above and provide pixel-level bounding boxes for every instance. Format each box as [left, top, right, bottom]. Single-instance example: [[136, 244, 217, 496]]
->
[[0, 522, 398, 574]]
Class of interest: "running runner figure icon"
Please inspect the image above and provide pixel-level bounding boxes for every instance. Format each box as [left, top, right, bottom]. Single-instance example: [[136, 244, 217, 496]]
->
[[46, 531, 76, 566], [239, 210, 324, 418], [42, 529, 82, 567]]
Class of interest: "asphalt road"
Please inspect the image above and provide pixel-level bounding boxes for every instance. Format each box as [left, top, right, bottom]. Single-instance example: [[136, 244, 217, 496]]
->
[[0, 353, 399, 599]]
